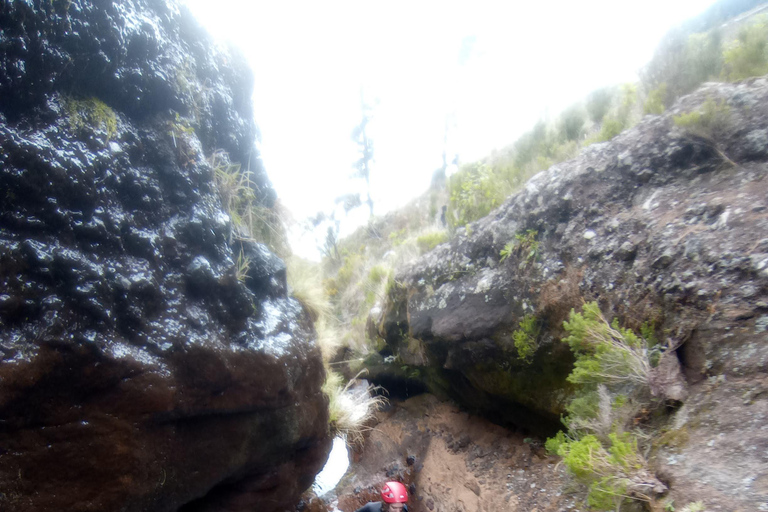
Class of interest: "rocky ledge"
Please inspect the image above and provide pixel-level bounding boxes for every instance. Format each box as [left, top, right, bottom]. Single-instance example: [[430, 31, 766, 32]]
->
[[372, 78, 768, 510], [0, 1, 330, 510]]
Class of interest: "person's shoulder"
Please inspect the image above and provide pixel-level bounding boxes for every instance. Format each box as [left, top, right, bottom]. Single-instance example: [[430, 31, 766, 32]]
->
[[354, 502, 383, 512]]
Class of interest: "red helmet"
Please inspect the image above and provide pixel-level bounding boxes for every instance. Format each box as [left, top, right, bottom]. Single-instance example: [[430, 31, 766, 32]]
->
[[381, 481, 408, 503]]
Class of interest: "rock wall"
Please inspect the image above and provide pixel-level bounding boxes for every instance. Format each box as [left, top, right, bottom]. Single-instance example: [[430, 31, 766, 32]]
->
[[374, 78, 768, 509], [0, 1, 330, 510]]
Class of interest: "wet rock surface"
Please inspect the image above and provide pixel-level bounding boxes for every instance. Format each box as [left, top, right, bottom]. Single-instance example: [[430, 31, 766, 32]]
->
[[374, 78, 768, 509], [0, 1, 330, 511]]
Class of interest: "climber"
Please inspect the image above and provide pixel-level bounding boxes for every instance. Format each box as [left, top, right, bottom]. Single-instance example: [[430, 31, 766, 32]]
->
[[353, 481, 409, 512]]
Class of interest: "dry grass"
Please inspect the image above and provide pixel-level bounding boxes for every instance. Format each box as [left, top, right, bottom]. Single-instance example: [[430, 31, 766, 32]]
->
[[286, 256, 345, 363], [210, 150, 290, 261], [538, 265, 584, 331], [567, 306, 652, 390], [323, 370, 388, 446], [287, 256, 333, 321]]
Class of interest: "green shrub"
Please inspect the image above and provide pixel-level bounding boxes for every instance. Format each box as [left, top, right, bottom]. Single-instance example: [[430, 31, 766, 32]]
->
[[499, 230, 539, 267], [367, 265, 389, 284], [685, 31, 723, 87], [562, 302, 651, 390], [513, 314, 539, 362], [560, 104, 586, 141], [416, 231, 449, 253], [211, 151, 289, 258], [499, 241, 514, 263], [547, 432, 651, 511], [447, 163, 510, 229], [64, 97, 118, 141], [597, 117, 624, 142], [515, 229, 539, 265], [643, 82, 668, 115], [388, 228, 408, 246], [336, 252, 363, 291], [586, 87, 614, 124], [673, 96, 731, 139], [722, 16, 768, 81], [514, 120, 549, 167], [546, 303, 666, 510]]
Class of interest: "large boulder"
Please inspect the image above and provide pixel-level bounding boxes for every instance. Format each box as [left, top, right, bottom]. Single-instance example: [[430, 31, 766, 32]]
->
[[0, 1, 330, 510], [375, 78, 768, 509]]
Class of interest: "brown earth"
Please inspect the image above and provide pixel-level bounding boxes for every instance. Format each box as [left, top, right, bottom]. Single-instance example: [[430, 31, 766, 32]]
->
[[303, 394, 585, 512]]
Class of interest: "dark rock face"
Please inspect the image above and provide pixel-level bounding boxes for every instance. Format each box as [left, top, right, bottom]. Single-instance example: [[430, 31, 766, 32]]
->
[[0, 1, 330, 511], [376, 78, 768, 509]]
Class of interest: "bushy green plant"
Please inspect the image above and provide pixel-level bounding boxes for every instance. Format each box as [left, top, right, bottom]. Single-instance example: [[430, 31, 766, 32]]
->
[[685, 31, 723, 87], [547, 430, 655, 510], [211, 151, 290, 275], [563, 302, 651, 389], [515, 229, 539, 265], [560, 104, 586, 141], [513, 314, 539, 362], [722, 16, 768, 81], [644, 82, 668, 115], [546, 303, 666, 510], [587, 87, 614, 124], [64, 96, 118, 141], [366, 265, 386, 284], [514, 120, 549, 167], [416, 231, 449, 253], [499, 241, 514, 263], [287, 257, 333, 321], [388, 228, 408, 246], [447, 163, 509, 229], [499, 230, 539, 267], [235, 251, 250, 283], [335, 252, 364, 291], [597, 117, 625, 142], [673, 97, 731, 139]]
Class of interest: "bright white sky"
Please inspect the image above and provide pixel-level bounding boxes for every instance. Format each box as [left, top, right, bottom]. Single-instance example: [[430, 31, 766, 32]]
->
[[182, 0, 717, 256]]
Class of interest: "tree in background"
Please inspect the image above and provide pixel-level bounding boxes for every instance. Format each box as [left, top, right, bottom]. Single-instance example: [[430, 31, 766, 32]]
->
[[722, 16, 768, 80], [559, 104, 586, 141], [351, 89, 375, 218], [308, 192, 363, 261], [586, 87, 614, 125]]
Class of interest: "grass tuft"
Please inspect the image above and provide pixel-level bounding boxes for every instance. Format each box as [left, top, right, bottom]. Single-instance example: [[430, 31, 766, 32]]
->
[[323, 370, 388, 446], [64, 96, 118, 141]]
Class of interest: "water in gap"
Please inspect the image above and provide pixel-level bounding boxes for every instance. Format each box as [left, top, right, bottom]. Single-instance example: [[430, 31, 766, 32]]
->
[[313, 436, 350, 496]]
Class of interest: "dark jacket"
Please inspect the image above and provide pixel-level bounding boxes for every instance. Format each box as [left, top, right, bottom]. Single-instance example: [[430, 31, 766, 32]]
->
[[354, 502, 408, 512]]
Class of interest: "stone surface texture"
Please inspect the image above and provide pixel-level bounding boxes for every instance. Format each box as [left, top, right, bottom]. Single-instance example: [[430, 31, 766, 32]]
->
[[0, 1, 330, 511], [373, 78, 768, 510]]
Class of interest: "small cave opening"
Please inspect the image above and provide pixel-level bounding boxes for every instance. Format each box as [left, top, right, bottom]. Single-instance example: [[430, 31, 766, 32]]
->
[[368, 374, 429, 401]]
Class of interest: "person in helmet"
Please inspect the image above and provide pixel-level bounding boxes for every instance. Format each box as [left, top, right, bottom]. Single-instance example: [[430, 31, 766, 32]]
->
[[353, 481, 409, 512]]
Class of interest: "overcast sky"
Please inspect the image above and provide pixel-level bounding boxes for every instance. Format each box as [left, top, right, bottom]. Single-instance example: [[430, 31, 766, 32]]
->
[[182, 0, 717, 256]]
